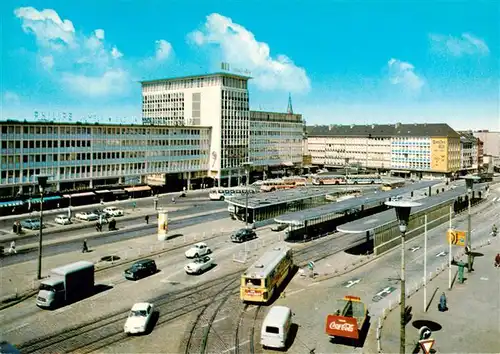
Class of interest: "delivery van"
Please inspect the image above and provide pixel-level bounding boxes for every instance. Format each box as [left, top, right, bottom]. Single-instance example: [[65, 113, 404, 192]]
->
[[260, 306, 292, 349]]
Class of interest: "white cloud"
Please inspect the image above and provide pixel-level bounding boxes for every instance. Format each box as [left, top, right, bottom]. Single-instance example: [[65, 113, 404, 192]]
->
[[94, 29, 105, 40], [387, 58, 424, 94], [14, 7, 75, 49], [429, 33, 490, 57], [40, 55, 54, 69], [188, 13, 311, 93], [3, 91, 21, 106], [61, 69, 129, 97], [155, 39, 173, 61], [111, 46, 123, 59]]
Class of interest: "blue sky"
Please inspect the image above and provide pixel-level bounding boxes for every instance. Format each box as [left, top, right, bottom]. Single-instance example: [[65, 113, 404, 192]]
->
[[1, 0, 498, 130]]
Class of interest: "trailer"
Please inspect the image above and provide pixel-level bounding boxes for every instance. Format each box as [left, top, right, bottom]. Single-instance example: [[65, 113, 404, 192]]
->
[[325, 295, 368, 341]]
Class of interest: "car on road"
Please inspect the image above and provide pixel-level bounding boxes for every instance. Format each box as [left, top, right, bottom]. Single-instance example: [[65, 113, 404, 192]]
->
[[54, 215, 72, 225], [124, 302, 155, 335], [184, 255, 214, 274], [20, 218, 44, 230], [271, 224, 288, 232], [75, 211, 99, 221], [231, 228, 257, 243], [185, 242, 212, 258], [103, 206, 124, 217], [124, 259, 157, 280]]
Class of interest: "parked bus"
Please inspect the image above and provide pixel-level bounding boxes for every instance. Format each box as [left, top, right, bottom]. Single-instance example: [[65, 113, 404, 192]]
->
[[282, 176, 307, 186], [240, 246, 294, 303], [346, 174, 382, 185], [380, 180, 405, 191], [260, 179, 297, 192], [312, 175, 346, 185], [209, 187, 257, 201]]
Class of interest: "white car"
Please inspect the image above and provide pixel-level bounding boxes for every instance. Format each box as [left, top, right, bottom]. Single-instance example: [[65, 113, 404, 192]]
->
[[184, 256, 214, 275], [103, 206, 124, 217], [184, 242, 212, 258], [54, 215, 71, 225], [75, 211, 99, 221], [124, 302, 155, 335]]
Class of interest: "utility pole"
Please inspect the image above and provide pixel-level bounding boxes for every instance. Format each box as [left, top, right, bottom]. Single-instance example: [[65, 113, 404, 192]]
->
[[461, 175, 479, 272], [36, 176, 49, 280], [241, 161, 253, 227]]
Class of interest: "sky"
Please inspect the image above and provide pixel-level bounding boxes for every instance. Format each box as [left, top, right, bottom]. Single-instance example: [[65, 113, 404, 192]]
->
[[1, 0, 499, 131]]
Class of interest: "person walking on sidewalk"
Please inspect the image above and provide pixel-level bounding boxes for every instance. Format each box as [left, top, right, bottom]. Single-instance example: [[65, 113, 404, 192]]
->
[[145, 215, 149, 224], [8, 240, 17, 254], [82, 239, 89, 253], [438, 292, 448, 312], [495, 253, 500, 268]]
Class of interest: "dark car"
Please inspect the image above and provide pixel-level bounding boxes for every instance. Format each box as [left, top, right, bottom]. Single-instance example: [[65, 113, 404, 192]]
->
[[124, 259, 157, 280], [271, 224, 288, 232], [231, 228, 257, 243]]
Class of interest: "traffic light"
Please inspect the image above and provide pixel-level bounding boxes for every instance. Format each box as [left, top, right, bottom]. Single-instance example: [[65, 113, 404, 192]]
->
[[419, 326, 432, 340]]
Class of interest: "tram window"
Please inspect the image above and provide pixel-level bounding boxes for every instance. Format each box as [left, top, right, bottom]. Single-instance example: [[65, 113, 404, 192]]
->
[[246, 278, 261, 286]]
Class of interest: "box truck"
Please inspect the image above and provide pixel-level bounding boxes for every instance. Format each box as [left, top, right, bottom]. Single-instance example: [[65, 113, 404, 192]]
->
[[36, 261, 95, 309]]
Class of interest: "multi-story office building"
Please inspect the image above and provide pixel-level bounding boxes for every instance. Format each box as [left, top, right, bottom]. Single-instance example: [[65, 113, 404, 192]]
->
[[0, 122, 211, 197], [141, 73, 250, 185], [473, 131, 500, 168], [458, 131, 479, 172], [249, 111, 304, 173], [307, 123, 461, 177]]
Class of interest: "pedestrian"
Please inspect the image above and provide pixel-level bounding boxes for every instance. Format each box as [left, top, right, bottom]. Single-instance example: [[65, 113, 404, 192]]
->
[[145, 215, 149, 224], [172, 197, 176, 204], [438, 292, 447, 312], [495, 253, 500, 268], [82, 239, 89, 253], [8, 240, 17, 254]]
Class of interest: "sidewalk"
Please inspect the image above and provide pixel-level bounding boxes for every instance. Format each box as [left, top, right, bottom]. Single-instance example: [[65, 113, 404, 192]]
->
[[379, 238, 500, 353], [0, 215, 242, 305]]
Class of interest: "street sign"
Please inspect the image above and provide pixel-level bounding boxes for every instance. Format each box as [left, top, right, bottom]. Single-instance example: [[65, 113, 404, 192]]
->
[[343, 278, 361, 288], [307, 261, 315, 270], [447, 229, 466, 246], [419, 338, 435, 354]]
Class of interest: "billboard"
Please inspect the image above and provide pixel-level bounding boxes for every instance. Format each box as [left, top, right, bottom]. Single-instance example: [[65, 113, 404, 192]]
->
[[325, 315, 359, 339], [431, 138, 448, 172], [157, 211, 168, 241]]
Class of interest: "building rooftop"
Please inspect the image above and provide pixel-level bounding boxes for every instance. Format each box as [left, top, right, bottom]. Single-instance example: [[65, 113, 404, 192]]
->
[[274, 180, 440, 225], [337, 184, 488, 233], [140, 72, 252, 84], [306, 123, 460, 138], [0, 119, 212, 129]]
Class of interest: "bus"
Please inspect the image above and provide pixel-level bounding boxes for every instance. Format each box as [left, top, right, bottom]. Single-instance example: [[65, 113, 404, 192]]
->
[[260, 179, 297, 192], [312, 175, 346, 185], [380, 180, 405, 191], [282, 176, 307, 186], [209, 187, 257, 201], [240, 246, 294, 303], [346, 174, 382, 185]]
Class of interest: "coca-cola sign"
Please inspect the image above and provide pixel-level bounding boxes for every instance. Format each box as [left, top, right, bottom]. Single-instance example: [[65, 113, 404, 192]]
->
[[325, 315, 359, 340]]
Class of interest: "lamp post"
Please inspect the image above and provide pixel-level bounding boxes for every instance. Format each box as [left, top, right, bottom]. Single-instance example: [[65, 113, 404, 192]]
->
[[460, 175, 480, 272], [385, 200, 421, 354], [36, 175, 49, 280], [241, 162, 253, 227]]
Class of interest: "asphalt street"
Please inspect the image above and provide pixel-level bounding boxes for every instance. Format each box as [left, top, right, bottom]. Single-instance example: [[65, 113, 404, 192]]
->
[[0, 207, 227, 267]]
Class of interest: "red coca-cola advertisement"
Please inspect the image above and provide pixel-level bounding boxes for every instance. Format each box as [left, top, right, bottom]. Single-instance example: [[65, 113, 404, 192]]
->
[[325, 315, 359, 339]]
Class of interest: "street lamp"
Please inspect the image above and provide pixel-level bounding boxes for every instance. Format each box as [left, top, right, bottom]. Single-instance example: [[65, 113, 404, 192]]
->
[[385, 200, 421, 354], [36, 175, 50, 280], [241, 162, 253, 227], [460, 175, 480, 272]]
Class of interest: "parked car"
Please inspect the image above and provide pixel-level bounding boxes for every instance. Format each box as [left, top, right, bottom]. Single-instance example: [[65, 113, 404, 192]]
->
[[103, 206, 124, 217], [20, 218, 44, 230], [184, 256, 214, 275], [124, 259, 157, 280], [231, 228, 257, 243], [184, 242, 212, 258], [54, 215, 72, 225], [124, 302, 155, 335], [271, 224, 288, 232], [75, 211, 99, 221]]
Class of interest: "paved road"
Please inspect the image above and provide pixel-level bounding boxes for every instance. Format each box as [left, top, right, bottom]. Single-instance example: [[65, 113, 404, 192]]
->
[[0, 206, 227, 267]]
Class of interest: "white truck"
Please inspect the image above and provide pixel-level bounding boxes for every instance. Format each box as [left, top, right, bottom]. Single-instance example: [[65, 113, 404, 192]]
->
[[36, 261, 95, 309]]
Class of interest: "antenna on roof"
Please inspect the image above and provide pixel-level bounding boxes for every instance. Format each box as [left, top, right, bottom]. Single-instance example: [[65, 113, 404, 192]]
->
[[287, 93, 294, 114]]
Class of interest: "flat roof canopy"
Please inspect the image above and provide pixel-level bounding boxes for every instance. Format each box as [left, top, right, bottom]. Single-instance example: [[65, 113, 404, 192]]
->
[[225, 186, 375, 209], [274, 180, 440, 226], [337, 184, 488, 233]]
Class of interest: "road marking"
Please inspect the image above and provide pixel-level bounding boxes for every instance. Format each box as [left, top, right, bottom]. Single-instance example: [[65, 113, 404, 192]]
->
[[286, 289, 305, 297], [409, 246, 421, 252], [436, 251, 447, 257], [343, 278, 361, 288], [4, 322, 29, 333], [221, 339, 250, 353], [202, 316, 227, 327], [480, 277, 489, 281]]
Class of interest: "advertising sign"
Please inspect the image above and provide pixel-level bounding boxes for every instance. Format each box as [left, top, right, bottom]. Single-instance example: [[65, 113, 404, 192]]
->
[[325, 315, 359, 339], [157, 210, 168, 241], [447, 229, 466, 246]]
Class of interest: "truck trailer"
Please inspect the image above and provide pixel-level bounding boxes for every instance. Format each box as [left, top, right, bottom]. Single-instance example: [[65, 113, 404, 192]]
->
[[325, 295, 368, 342], [36, 261, 95, 309]]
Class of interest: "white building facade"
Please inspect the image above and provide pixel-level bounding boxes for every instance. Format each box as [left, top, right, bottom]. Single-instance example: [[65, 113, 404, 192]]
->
[[459, 132, 478, 171]]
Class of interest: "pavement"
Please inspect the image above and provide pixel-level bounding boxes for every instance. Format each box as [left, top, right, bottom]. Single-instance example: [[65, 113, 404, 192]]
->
[[380, 237, 500, 354]]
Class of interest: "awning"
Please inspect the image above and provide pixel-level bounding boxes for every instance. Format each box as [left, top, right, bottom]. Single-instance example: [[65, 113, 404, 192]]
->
[[95, 190, 111, 194], [0, 200, 24, 208], [124, 186, 151, 192], [69, 192, 96, 198], [29, 195, 62, 204], [110, 189, 127, 194]]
